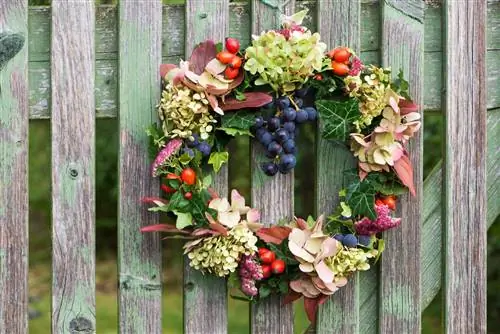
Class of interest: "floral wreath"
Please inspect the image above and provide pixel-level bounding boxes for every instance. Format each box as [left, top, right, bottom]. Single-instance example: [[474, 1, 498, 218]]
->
[[142, 10, 420, 324]]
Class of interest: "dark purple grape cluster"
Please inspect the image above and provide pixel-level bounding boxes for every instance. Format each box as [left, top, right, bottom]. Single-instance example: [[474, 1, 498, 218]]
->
[[253, 89, 318, 176], [181, 134, 212, 158]]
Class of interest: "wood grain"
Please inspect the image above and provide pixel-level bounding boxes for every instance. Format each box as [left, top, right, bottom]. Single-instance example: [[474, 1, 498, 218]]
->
[[117, 1, 163, 333], [443, 1, 487, 333], [315, 1, 361, 333], [0, 1, 29, 333], [250, 1, 295, 333], [379, 1, 423, 333], [50, 1, 96, 332], [183, 1, 229, 333], [23, 3, 500, 119]]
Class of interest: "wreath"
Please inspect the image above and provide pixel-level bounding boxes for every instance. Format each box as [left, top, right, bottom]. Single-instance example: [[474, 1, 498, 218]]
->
[[141, 10, 421, 323]]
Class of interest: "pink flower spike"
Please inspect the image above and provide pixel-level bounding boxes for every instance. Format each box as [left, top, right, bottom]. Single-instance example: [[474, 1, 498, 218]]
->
[[151, 139, 183, 177], [354, 204, 402, 235]]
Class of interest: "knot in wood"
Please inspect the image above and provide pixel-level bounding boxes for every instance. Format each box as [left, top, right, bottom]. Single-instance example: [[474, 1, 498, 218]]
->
[[198, 13, 207, 19], [184, 281, 195, 291], [0, 32, 25, 70], [69, 317, 94, 333]]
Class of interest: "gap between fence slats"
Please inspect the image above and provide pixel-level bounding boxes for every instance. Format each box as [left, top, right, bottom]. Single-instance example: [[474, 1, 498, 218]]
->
[[250, 1, 295, 333], [378, 1, 424, 333], [315, 1, 361, 333], [50, 1, 96, 332], [182, 1, 229, 333], [117, 1, 163, 333], [443, 1, 487, 333], [0, 1, 29, 333]]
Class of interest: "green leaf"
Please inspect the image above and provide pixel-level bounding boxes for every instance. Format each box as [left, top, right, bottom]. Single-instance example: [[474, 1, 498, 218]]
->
[[173, 211, 193, 229], [220, 111, 256, 131], [166, 191, 184, 211], [316, 98, 360, 141], [375, 238, 385, 263], [340, 202, 352, 218], [347, 182, 376, 220], [278, 280, 289, 294], [259, 285, 271, 299], [202, 174, 212, 188], [208, 151, 229, 172], [178, 152, 193, 165], [217, 127, 253, 137]]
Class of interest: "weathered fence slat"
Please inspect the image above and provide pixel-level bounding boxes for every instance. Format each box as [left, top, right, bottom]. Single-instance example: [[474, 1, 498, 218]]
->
[[379, 1, 424, 332], [315, 1, 361, 333], [250, 1, 295, 333], [117, 1, 162, 333], [0, 1, 29, 333], [443, 1, 487, 333], [50, 1, 96, 332], [183, 1, 229, 333]]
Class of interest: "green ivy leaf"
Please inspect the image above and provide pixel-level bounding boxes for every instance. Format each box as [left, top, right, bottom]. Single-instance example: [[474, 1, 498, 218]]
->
[[173, 211, 193, 229], [340, 202, 352, 218], [375, 238, 385, 263], [217, 127, 253, 137], [347, 185, 376, 220], [202, 174, 212, 188], [178, 152, 193, 165], [208, 151, 229, 172], [259, 285, 271, 299], [316, 98, 360, 141], [220, 111, 256, 131]]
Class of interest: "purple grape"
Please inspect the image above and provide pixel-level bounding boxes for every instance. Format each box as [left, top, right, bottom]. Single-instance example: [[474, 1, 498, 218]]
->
[[277, 96, 290, 110], [283, 107, 296, 121], [186, 134, 199, 148], [304, 107, 317, 121], [283, 121, 295, 134], [181, 147, 195, 158], [294, 98, 303, 108], [295, 109, 308, 123], [254, 116, 265, 128], [282, 139, 295, 154], [267, 141, 283, 156], [358, 235, 371, 246], [261, 162, 278, 176], [275, 129, 289, 143], [342, 234, 358, 248], [267, 117, 280, 131], [197, 142, 212, 157], [333, 234, 344, 242], [280, 154, 296, 169], [294, 88, 309, 98]]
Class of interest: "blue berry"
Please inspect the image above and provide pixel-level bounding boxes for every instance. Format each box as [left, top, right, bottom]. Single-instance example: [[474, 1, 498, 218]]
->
[[280, 154, 296, 169], [282, 139, 295, 154], [277, 96, 290, 110], [181, 147, 195, 158], [275, 129, 289, 143], [261, 162, 278, 176], [283, 121, 295, 134], [197, 142, 212, 157], [267, 141, 283, 156], [295, 109, 309, 123], [294, 98, 303, 108], [268, 117, 281, 131], [333, 234, 344, 242], [283, 107, 296, 121], [254, 116, 265, 128], [257, 129, 273, 146], [187, 134, 199, 147], [304, 107, 317, 121], [358, 235, 372, 246], [342, 234, 358, 248]]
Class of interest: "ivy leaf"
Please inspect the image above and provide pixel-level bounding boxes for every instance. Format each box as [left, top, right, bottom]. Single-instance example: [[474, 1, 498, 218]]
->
[[316, 98, 360, 141], [217, 127, 253, 137], [208, 151, 229, 172], [259, 285, 271, 299], [173, 211, 193, 229], [347, 185, 376, 220], [220, 111, 256, 131], [340, 202, 352, 218], [202, 174, 212, 188]]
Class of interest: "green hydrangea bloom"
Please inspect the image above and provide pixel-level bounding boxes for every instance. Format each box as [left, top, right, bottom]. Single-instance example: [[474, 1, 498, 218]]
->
[[186, 225, 258, 277], [158, 83, 217, 140], [325, 247, 378, 279]]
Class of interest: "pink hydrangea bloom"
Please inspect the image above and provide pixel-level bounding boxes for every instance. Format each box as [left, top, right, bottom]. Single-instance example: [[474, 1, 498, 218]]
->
[[348, 56, 364, 76], [354, 204, 401, 235], [151, 138, 183, 177]]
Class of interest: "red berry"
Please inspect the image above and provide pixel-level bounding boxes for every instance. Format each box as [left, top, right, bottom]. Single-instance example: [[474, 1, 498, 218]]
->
[[313, 74, 323, 81], [333, 47, 351, 63], [381, 196, 397, 211], [375, 199, 384, 206], [258, 248, 269, 257], [225, 37, 240, 54], [224, 66, 239, 80], [271, 259, 286, 274], [166, 173, 180, 180], [184, 192, 192, 200], [216, 51, 235, 64], [229, 56, 242, 69], [259, 250, 276, 264], [180, 168, 196, 185], [261, 264, 272, 279], [332, 61, 350, 76]]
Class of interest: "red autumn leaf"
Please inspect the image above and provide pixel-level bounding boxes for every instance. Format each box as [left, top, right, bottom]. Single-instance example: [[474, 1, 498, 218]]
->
[[393, 154, 416, 196], [141, 197, 168, 205], [399, 99, 419, 115], [255, 226, 292, 244], [282, 291, 302, 305], [317, 294, 330, 305], [160, 64, 177, 78], [140, 224, 186, 233], [189, 40, 217, 75], [219, 92, 274, 111], [303, 297, 320, 324], [295, 217, 308, 230]]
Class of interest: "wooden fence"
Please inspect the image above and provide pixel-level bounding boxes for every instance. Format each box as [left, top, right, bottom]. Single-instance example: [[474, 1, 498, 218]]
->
[[1, 0, 498, 333]]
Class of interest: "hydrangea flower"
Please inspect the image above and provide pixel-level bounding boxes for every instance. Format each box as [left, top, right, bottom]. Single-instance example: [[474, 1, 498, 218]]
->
[[324, 247, 377, 279], [209, 189, 260, 228], [354, 203, 402, 235]]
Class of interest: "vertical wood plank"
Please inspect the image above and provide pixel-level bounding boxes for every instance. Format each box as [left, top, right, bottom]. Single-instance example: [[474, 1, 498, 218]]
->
[[250, 1, 295, 333], [0, 1, 29, 333], [183, 1, 229, 333], [315, 1, 360, 333], [51, 1, 96, 332], [379, 1, 423, 333], [443, 1, 487, 333], [118, 1, 163, 333]]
